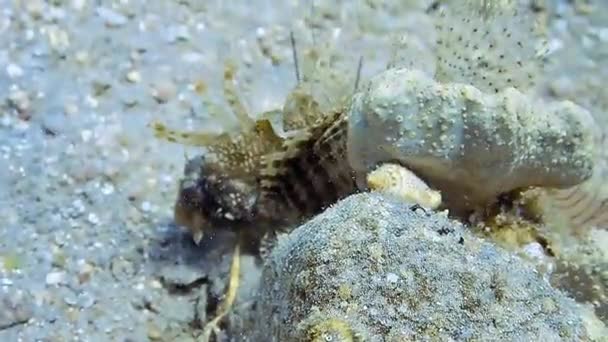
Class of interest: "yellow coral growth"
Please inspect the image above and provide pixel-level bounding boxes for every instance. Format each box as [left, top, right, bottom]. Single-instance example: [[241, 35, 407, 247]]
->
[[305, 318, 361, 342]]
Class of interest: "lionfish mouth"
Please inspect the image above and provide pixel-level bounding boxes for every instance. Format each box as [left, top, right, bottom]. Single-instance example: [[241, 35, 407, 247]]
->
[[173, 156, 209, 245], [173, 194, 206, 245]]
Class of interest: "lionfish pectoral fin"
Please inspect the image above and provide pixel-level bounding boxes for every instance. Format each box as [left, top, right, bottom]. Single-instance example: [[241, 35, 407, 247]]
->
[[149, 120, 218, 147], [223, 60, 255, 129]]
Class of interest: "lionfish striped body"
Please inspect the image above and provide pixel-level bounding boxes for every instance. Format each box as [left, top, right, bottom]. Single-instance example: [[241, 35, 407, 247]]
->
[[152, 65, 359, 252], [257, 110, 355, 225]]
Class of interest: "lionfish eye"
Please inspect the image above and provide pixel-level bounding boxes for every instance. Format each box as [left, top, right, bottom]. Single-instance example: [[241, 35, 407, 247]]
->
[[179, 180, 204, 205]]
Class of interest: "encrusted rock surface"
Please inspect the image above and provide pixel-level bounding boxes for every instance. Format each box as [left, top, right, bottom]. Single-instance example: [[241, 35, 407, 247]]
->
[[252, 193, 590, 341]]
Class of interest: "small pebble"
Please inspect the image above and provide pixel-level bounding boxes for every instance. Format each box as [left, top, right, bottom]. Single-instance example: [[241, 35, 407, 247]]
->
[[140, 201, 151, 212], [147, 322, 163, 340], [87, 213, 100, 225], [46, 271, 66, 286], [64, 292, 78, 306], [81, 130, 93, 143], [78, 262, 95, 284], [149, 279, 163, 289], [85, 95, 99, 108], [101, 183, 115, 195], [8, 90, 30, 112], [182, 52, 203, 63], [25, 30, 35, 41], [125, 70, 141, 83], [71, 0, 86, 11], [74, 51, 89, 64], [47, 27, 70, 51], [24, 0, 45, 18], [96, 7, 128, 27], [78, 292, 96, 308], [165, 25, 191, 43], [386, 272, 399, 284], [6, 63, 24, 78], [151, 80, 176, 103], [72, 199, 86, 215]]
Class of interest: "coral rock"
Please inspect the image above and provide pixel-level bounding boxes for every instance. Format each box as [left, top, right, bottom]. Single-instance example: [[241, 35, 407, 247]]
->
[[252, 193, 590, 341], [348, 68, 597, 215]]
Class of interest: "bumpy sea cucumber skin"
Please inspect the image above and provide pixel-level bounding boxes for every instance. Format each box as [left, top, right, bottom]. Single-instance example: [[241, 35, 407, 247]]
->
[[347, 68, 597, 214]]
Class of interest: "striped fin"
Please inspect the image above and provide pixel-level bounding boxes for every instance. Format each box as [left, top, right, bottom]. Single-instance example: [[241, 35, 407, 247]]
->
[[258, 128, 315, 220], [258, 112, 331, 192], [314, 110, 346, 149], [257, 111, 356, 222], [542, 181, 608, 231], [259, 127, 314, 178], [150, 121, 222, 146], [223, 60, 255, 128], [311, 111, 356, 193]]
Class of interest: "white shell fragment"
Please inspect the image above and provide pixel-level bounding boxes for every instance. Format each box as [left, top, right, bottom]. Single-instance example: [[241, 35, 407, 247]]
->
[[367, 163, 441, 210], [348, 68, 598, 215]]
